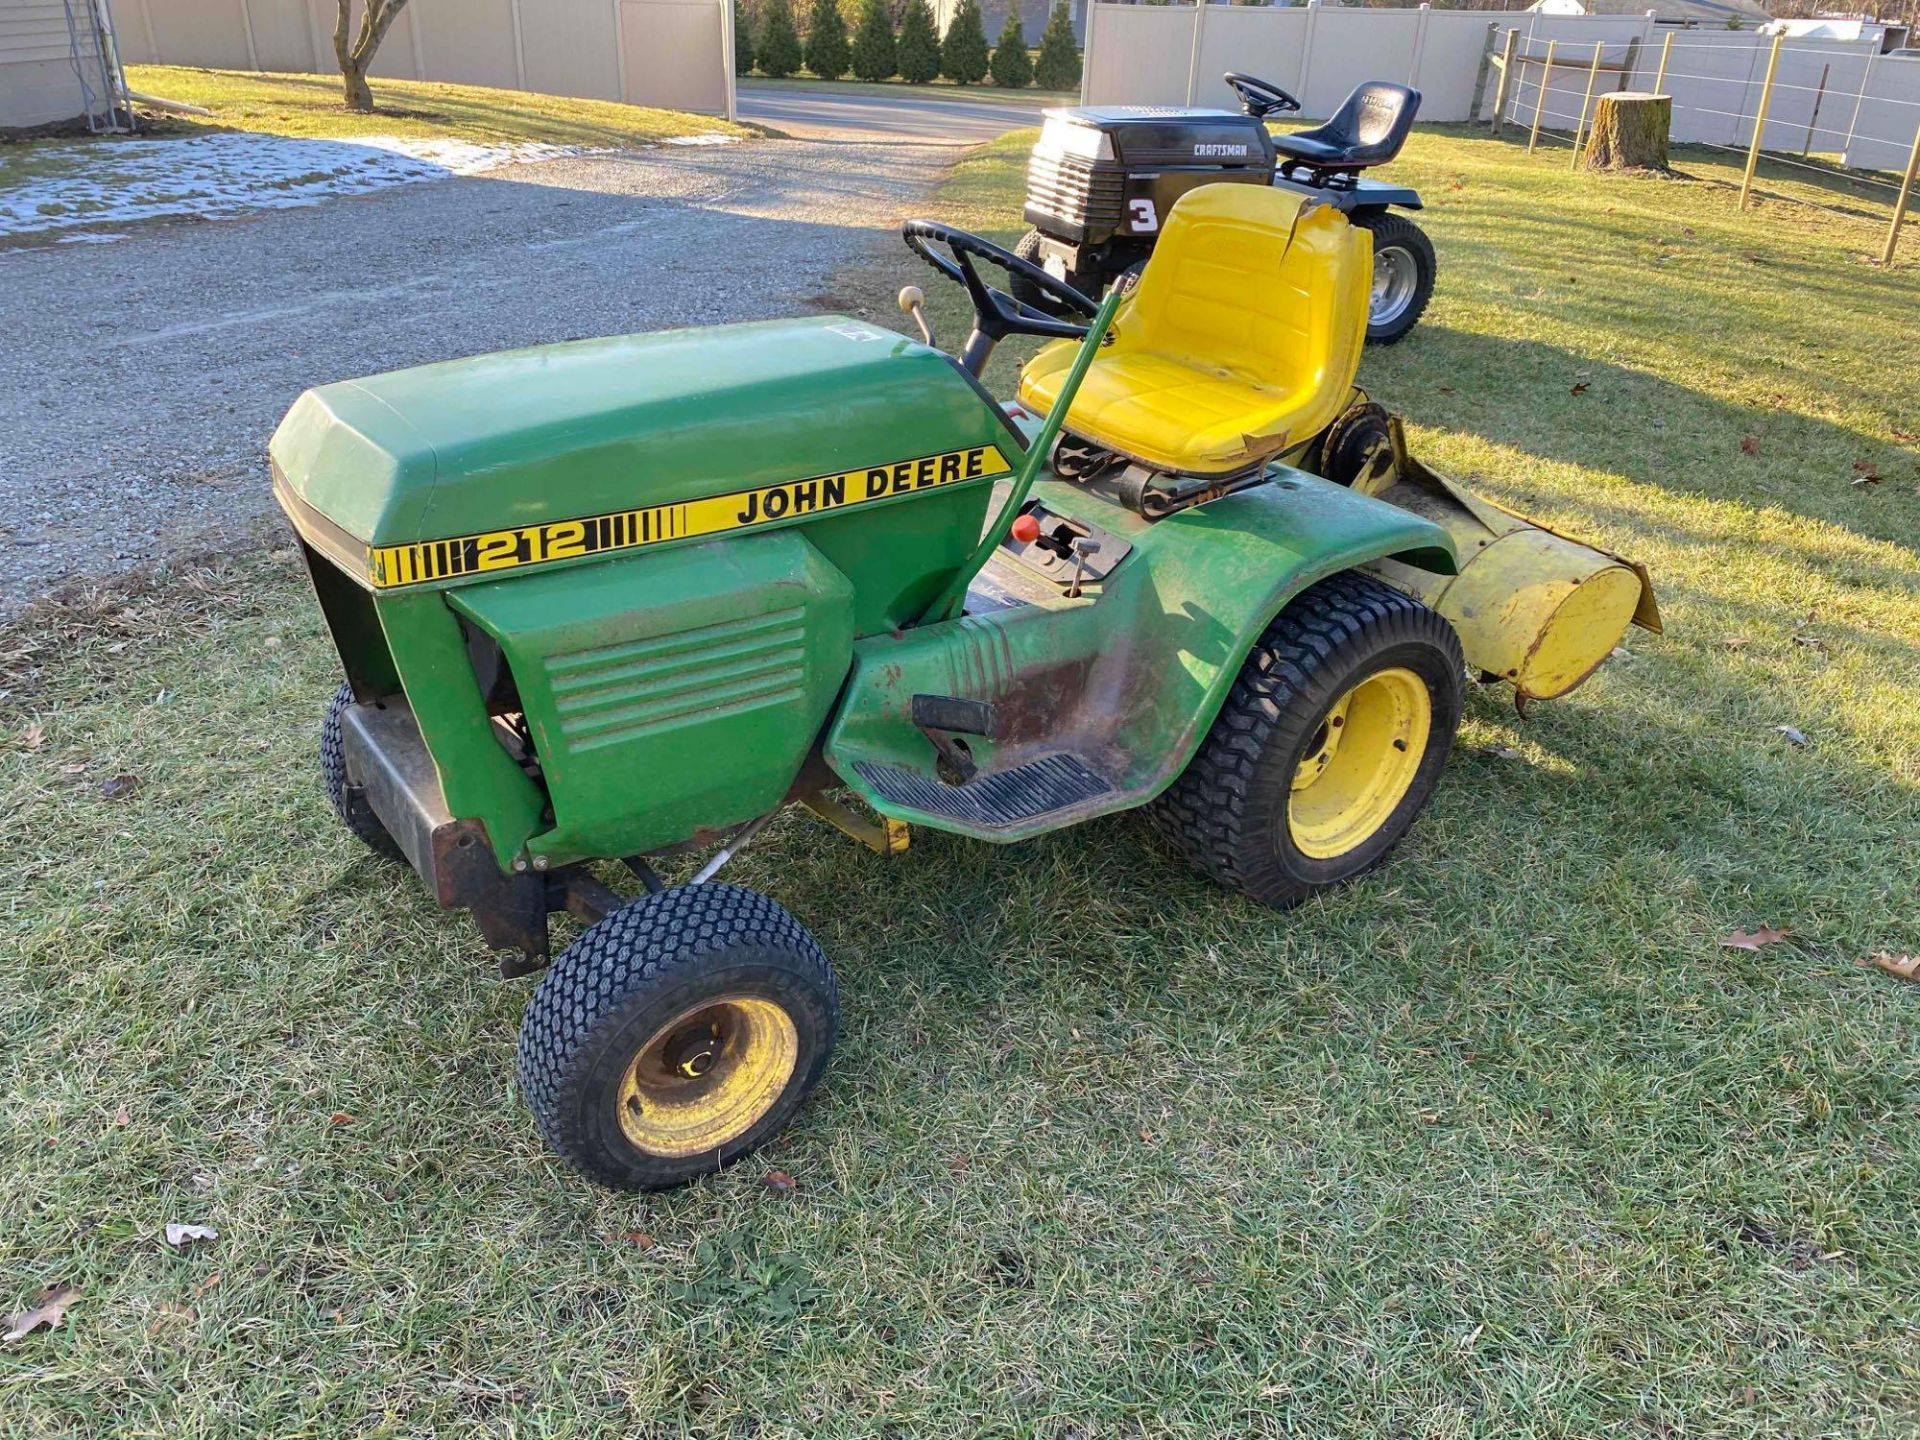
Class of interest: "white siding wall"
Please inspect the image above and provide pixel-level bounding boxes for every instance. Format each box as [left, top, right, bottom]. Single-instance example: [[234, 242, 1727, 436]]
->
[[1, 0, 121, 128]]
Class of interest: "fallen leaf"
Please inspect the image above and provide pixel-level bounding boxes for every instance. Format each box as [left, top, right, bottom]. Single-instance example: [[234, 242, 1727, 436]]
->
[[1478, 745, 1521, 760], [1859, 953, 1920, 982], [59, 762, 87, 775], [947, 1154, 971, 1175], [164, 1223, 218, 1248], [1792, 634, 1826, 650], [98, 773, 140, 800], [1437, 386, 1457, 395], [1720, 926, 1789, 950], [146, 1301, 196, 1334], [327, 1112, 355, 1126], [1892, 428, 1916, 443], [1139, 1128, 1154, 1143], [192, 1271, 222, 1298], [1569, 381, 1589, 396], [1773, 724, 1809, 747], [623, 1230, 657, 1249], [1722, 635, 1751, 651], [20, 722, 45, 751], [1739, 435, 1761, 456], [760, 1171, 797, 1193], [3, 1284, 75, 1342], [113, 1106, 130, 1128]]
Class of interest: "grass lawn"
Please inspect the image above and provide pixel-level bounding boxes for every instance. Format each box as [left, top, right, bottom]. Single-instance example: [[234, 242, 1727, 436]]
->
[[0, 65, 751, 193], [3, 125, 1919, 1437]]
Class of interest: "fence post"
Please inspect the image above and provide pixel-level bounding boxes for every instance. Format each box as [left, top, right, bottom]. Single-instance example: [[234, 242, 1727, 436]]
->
[[1883, 117, 1920, 266], [1183, 0, 1207, 108], [1571, 38, 1603, 169], [1739, 32, 1784, 209], [1490, 26, 1518, 136], [1079, 0, 1095, 104], [1409, 3, 1431, 89], [1654, 30, 1672, 91], [1469, 20, 1497, 122], [1298, 0, 1322, 116], [238, 0, 259, 72], [1528, 38, 1556, 155], [1801, 62, 1828, 157]]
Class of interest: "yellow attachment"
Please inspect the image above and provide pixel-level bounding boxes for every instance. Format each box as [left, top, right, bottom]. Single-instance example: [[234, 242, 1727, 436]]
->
[[1363, 425, 1660, 702], [616, 995, 798, 1157], [801, 791, 910, 855], [1018, 184, 1372, 476], [1288, 667, 1432, 860]]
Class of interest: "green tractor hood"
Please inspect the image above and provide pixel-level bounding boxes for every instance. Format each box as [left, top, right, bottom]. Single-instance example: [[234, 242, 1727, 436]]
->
[[270, 315, 1017, 586]]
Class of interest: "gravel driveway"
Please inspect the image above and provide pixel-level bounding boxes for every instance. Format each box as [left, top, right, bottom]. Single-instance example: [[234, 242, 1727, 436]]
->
[[0, 137, 953, 619]]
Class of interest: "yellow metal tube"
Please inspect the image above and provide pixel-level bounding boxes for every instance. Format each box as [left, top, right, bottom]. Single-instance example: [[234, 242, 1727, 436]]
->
[[1360, 424, 1659, 702]]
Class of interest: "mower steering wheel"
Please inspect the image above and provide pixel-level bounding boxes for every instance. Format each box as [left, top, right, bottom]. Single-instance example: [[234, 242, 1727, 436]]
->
[[902, 219, 1099, 373], [1224, 72, 1302, 119]]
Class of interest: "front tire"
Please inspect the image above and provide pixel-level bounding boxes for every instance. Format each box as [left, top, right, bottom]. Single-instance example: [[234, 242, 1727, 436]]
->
[[1353, 212, 1436, 345], [1150, 571, 1463, 908], [517, 883, 838, 1192], [319, 683, 402, 861]]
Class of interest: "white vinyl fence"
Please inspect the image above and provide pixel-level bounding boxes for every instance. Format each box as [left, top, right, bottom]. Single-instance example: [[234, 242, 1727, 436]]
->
[[112, 0, 736, 118], [1081, 2, 1920, 177]]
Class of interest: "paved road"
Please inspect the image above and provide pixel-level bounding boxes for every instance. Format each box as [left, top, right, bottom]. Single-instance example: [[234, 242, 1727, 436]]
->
[[0, 138, 952, 618], [738, 83, 1053, 143]]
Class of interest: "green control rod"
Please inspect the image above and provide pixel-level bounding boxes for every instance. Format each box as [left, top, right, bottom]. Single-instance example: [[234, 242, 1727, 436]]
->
[[920, 288, 1124, 626]]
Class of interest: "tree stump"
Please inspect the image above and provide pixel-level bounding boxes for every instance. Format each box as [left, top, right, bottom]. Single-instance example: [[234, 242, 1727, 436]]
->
[[1582, 91, 1672, 172]]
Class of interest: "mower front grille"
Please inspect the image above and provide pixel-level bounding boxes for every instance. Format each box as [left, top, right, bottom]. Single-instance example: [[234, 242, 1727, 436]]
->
[[1025, 153, 1124, 235], [545, 607, 808, 751]]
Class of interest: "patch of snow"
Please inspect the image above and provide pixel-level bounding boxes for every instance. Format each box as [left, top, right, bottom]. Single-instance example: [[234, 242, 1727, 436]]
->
[[0, 132, 596, 239], [662, 133, 741, 147]]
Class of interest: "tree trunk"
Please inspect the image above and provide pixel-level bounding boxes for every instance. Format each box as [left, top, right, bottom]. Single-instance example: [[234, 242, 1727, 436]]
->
[[334, 0, 410, 113], [1583, 91, 1672, 173]]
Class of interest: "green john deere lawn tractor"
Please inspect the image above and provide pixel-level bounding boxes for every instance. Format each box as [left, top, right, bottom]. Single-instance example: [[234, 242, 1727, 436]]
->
[[273, 182, 1658, 1191]]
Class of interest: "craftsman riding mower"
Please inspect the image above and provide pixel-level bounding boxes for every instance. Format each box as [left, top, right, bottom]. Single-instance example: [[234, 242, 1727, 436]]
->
[[274, 182, 1655, 1192], [1015, 74, 1437, 343]]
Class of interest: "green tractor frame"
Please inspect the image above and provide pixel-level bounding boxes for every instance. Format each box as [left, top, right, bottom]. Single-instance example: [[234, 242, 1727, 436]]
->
[[274, 183, 1658, 1191]]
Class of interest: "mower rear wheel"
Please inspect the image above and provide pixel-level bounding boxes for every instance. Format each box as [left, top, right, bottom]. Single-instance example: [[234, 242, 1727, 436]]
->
[[319, 683, 402, 861], [1354, 212, 1436, 345], [1150, 571, 1462, 908], [517, 883, 838, 1192]]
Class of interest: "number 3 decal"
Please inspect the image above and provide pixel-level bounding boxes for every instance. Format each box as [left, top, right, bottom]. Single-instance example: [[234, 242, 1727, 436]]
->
[[1128, 198, 1159, 234]]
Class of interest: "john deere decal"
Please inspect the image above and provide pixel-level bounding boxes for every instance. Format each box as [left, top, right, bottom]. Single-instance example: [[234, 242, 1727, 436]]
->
[[364, 444, 1011, 589]]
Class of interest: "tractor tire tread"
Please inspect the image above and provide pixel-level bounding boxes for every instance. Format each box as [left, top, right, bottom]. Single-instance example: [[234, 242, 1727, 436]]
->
[[320, 682, 403, 861], [517, 883, 838, 1191], [1147, 570, 1461, 905], [1353, 211, 1436, 345]]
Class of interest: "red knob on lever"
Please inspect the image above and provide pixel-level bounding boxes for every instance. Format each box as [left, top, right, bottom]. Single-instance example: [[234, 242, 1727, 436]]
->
[[1009, 513, 1042, 545]]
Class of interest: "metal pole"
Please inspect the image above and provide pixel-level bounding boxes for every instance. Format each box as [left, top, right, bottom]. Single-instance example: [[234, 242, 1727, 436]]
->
[[1571, 39, 1604, 169], [1654, 30, 1672, 91], [1801, 62, 1829, 158], [1528, 39, 1556, 155], [1882, 116, 1920, 266], [1490, 25, 1518, 136], [1739, 32, 1784, 210]]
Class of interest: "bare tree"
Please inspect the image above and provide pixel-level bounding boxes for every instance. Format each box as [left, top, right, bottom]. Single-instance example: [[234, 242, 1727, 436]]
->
[[333, 0, 412, 113]]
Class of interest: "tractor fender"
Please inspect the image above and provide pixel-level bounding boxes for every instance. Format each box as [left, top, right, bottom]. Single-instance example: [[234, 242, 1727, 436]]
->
[[824, 469, 1455, 841]]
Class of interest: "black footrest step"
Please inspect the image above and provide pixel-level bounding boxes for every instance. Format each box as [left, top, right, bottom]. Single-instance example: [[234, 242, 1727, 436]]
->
[[854, 753, 1112, 830]]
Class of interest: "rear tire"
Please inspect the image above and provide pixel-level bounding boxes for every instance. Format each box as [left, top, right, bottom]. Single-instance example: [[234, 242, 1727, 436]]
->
[[1353, 212, 1436, 345], [517, 883, 838, 1192], [1149, 571, 1462, 908], [320, 682, 402, 861]]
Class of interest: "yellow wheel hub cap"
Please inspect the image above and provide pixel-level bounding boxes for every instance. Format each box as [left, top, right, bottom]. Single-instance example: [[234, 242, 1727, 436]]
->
[[616, 995, 799, 1158], [1287, 667, 1432, 861]]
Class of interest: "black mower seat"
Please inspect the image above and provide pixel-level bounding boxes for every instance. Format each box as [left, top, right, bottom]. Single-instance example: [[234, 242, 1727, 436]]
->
[[1273, 82, 1420, 173]]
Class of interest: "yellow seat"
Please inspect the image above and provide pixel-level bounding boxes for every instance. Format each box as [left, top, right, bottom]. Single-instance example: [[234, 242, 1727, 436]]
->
[[1018, 184, 1372, 476]]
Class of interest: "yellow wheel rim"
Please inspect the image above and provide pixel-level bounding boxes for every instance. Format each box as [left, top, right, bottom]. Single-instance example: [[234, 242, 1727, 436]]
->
[[1287, 666, 1432, 861], [615, 995, 799, 1158]]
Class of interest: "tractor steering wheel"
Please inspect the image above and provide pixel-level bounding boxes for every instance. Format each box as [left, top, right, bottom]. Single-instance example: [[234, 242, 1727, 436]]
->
[[1224, 72, 1302, 119], [902, 219, 1099, 374]]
